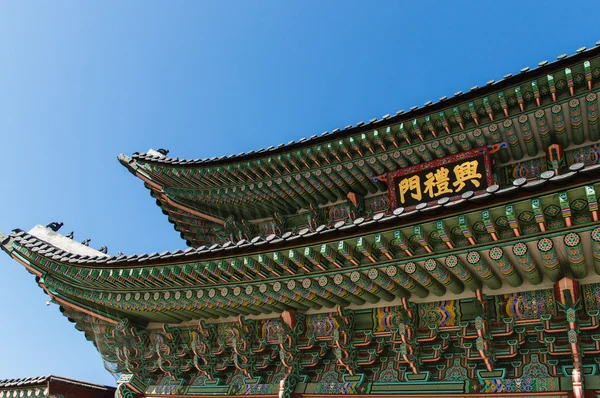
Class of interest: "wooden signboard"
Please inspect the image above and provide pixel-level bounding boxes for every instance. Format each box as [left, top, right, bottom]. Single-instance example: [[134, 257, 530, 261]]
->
[[388, 148, 493, 209]]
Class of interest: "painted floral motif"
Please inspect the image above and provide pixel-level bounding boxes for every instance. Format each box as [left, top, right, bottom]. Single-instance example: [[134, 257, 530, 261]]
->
[[319, 366, 341, 383], [503, 158, 547, 181], [444, 357, 468, 381], [304, 382, 361, 394], [569, 99, 582, 127], [373, 306, 405, 332], [270, 366, 288, 384], [228, 371, 245, 386], [376, 360, 401, 382], [190, 374, 207, 386], [235, 384, 280, 395], [495, 289, 556, 320], [445, 255, 471, 281], [566, 144, 600, 166], [147, 376, 185, 395], [586, 93, 598, 120], [469, 377, 559, 393], [418, 300, 460, 327], [306, 313, 339, 338], [365, 195, 389, 214], [488, 247, 514, 275], [522, 354, 550, 378], [260, 319, 284, 342], [424, 259, 451, 284], [327, 204, 350, 222], [582, 282, 600, 312]]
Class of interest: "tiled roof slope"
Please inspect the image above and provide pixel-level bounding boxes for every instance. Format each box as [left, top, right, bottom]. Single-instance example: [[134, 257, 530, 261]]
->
[[0, 376, 114, 391]]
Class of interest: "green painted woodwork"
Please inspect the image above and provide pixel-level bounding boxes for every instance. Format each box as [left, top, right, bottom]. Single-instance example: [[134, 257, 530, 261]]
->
[[286, 279, 334, 308], [402, 261, 446, 296], [373, 233, 397, 258], [434, 221, 454, 248], [511, 242, 543, 285], [488, 247, 522, 287], [517, 114, 538, 157], [569, 98, 585, 145], [587, 92, 600, 141], [385, 264, 429, 298], [456, 133, 471, 151], [564, 232, 587, 279], [444, 255, 481, 291], [465, 251, 502, 289], [302, 277, 349, 307], [391, 229, 412, 255], [552, 104, 569, 148], [258, 253, 283, 276], [30, 283, 600, 397], [417, 144, 433, 162], [505, 205, 520, 236], [534, 109, 552, 149], [536, 238, 561, 282], [422, 258, 463, 294], [349, 270, 395, 301], [443, 136, 458, 155], [402, 147, 420, 166], [258, 283, 310, 311], [366, 268, 409, 298], [559, 191, 572, 226], [500, 119, 522, 160], [591, 227, 600, 275]]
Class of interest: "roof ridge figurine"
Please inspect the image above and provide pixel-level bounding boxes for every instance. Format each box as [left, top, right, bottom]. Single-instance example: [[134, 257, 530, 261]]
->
[[45, 222, 63, 232]]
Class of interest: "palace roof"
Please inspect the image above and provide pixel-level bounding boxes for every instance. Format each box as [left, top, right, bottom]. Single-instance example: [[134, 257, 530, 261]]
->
[[128, 43, 600, 167], [3, 41, 600, 398], [118, 43, 600, 246], [2, 39, 600, 325], [2, 160, 599, 324], [0, 375, 115, 393]]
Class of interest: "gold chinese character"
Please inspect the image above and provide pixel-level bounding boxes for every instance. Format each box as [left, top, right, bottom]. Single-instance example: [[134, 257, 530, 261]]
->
[[398, 175, 421, 203], [453, 160, 482, 192], [424, 167, 453, 198]]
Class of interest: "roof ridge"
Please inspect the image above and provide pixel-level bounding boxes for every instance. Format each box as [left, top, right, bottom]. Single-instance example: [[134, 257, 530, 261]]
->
[[4, 227, 113, 264], [124, 42, 600, 167], [0, 376, 49, 387], [48, 375, 115, 390], [0, 375, 115, 390]]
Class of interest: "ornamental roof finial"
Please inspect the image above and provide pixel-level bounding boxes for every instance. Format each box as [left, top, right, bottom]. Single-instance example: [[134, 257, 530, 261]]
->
[[45, 222, 63, 232]]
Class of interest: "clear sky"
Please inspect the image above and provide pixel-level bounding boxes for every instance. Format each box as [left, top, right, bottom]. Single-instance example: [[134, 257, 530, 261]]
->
[[0, 0, 598, 386]]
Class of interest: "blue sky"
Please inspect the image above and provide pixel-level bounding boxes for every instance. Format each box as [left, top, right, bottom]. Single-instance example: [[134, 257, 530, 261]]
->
[[0, 0, 598, 386]]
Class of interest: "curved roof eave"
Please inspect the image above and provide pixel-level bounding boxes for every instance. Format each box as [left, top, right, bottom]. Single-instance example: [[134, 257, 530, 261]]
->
[[126, 44, 600, 168]]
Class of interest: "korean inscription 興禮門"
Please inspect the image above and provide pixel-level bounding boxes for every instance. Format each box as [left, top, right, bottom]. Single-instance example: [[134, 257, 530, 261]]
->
[[389, 149, 492, 208]]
